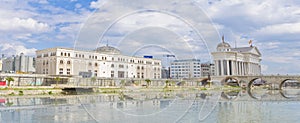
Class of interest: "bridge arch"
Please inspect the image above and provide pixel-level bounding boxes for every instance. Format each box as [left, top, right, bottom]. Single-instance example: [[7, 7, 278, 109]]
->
[[279, 79, 300, 90], [247, 78, 266, 89]]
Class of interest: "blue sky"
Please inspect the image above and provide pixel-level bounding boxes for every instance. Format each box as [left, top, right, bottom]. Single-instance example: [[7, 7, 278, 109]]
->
[[0, 0, 299, 75]]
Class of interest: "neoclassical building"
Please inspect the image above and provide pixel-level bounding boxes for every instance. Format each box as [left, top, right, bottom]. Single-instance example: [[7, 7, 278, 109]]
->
[[36, 46, 162, 79], [211, 39, 262, 76]]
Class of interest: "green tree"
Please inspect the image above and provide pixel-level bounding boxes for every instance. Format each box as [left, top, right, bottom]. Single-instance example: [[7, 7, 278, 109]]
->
[[145, 79, 151, 88], [5, 77, 14, 88], [91, 77, 96, 82], [165, 80, 170, 88], [181, 81, 186, 86], [54, 77, 61, 87], [120, 80, 125, 88]]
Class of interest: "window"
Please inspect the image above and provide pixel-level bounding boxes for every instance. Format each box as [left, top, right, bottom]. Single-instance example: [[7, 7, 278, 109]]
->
[[67, 61, 71, 64], [94, 70, 97, 77], [60, 60, 64, 64], [61, 52, 63, 56], [111, 71, 114, 78], [68, 53, 70, 57], [67, 69, 71, 75], [59, 68, 63, 74], [89, 62, 92, 66], [111, 64, 114, 68], [95, 63, 98, 66]]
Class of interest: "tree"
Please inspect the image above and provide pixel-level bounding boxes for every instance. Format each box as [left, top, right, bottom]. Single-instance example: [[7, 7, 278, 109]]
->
[[5, 77, 14, 88], [54, 77, 61, 87], [165, 80, 170, 88], [120, 80, 125, 88], [145, 79, 151, 88]]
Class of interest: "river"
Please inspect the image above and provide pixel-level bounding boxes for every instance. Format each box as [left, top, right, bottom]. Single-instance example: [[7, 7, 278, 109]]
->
[[0, 89, 300, 123]]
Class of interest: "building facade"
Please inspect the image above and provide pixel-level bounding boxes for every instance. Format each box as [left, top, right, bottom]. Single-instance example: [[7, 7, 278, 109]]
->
[[2, 53, 36, 73], [35, 46, 162, 79], [211, 39, 262, 76], [170, 59, 202, 79], [201, 62, 215, 77]]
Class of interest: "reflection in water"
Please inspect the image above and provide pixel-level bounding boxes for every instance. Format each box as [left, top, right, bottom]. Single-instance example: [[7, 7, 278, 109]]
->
[[0, 89, 300, 123]]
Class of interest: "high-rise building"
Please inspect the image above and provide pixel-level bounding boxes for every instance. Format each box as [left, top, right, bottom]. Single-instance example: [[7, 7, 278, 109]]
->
[[170, 59, 202, 79], [2, 53, 36, 73], [211, 37, 261, 76], [35, 46, 162, 79]]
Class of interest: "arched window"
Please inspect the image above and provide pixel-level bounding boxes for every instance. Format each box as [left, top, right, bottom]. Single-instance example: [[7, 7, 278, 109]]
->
[[60, 60, 64, 64], [67, 61, 71, 64], [95, 63, 98, 66], [111, 64, 114, 68]]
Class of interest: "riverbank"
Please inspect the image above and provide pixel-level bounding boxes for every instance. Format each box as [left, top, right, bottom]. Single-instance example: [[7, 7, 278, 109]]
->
[[0, 85, 245, 96]]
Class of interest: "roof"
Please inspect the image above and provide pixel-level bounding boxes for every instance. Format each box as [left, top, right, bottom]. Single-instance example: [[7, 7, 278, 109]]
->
[[217, 42, 231, 48], [231, 46, 261, 56], [231, 47, 253, 52], [94, 45, 121, 54]]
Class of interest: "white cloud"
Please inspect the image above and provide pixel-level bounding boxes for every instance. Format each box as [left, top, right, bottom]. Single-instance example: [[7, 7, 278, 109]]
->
[[0, 42, 37, 56], [0, 17, 50, 33], [254, 22, 300, 35]]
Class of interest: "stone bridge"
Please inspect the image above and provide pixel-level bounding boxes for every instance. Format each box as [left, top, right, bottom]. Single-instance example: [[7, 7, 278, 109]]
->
[[205, 75, 300, 89]]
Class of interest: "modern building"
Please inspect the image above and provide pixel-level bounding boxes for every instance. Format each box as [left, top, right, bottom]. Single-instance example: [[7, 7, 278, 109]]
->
[[2, 53, 36, 73], [211, 37, 262, 76], [161, 67, 170, 79], [35, 46, 162, 79], [201, 62, 215, 77], [170, 59, 201, 79]]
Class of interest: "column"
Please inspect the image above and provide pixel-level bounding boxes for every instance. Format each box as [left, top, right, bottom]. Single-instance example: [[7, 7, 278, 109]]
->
[[227, 60, 230, 76], [232, 61, 236, 75], [215, 60, 218, 76], [220, 60, 224, 76]]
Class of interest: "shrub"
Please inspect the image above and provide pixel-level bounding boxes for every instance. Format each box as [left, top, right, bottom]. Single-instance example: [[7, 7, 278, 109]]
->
[[19, 91, 24, 96]]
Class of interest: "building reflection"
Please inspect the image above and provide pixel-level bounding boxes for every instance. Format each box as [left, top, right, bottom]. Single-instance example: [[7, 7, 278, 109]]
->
[[0, 89, 300, 122]]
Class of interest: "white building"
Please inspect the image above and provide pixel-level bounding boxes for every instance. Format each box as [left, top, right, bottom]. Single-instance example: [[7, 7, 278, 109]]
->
[[2, 53, 35, 73], [170, 59, 201, 79], [211, 38, 262, 76], [35, 46, 162, 79]]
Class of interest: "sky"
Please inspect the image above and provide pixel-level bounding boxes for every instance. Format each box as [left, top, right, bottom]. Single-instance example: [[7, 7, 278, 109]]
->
[[0, 0, 299, 75]]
